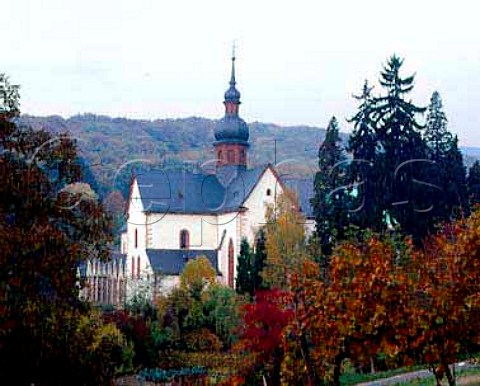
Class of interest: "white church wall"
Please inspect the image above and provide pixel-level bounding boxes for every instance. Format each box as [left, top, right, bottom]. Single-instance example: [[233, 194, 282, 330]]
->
[[242, 167, 283, 245], [304, 218, 316, 238], [120, 232, 128, 254], [147, 213, 219, 250], [158, 275, 180, 294], [216, 212, 240, 286], [126, 179, 154, 300]]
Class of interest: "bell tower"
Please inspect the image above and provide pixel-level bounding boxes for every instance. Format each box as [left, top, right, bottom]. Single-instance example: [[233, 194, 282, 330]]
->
[[214, 49, 249, 173]]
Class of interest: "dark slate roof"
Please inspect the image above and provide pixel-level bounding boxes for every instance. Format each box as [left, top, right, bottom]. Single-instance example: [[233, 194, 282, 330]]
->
[[136, 166, 268, 214], [136, 165, 315, 217], [223, 166, 266, 210], [146, 249, 219, 275], [282, 176, 315, 218]]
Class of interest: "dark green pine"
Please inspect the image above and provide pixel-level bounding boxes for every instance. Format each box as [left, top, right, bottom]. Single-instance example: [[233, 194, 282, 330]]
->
[[311, 116, 350, 258]]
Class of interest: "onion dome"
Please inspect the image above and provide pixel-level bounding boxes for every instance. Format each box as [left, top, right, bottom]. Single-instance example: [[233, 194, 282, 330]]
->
[[214, 53, 250, 145], [215, 115, 249, 144]]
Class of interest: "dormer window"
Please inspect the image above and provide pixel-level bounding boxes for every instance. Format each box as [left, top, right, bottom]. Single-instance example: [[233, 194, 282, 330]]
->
[[180, 229, 190, 249]]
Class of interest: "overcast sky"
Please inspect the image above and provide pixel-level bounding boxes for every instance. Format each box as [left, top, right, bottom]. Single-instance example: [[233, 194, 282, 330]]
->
[[3, 0, 480, 145]]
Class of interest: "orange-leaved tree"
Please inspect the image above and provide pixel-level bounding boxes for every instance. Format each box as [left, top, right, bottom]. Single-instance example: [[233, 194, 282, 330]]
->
[[289, 235, 418, 385], [405, 210, 480, 386]]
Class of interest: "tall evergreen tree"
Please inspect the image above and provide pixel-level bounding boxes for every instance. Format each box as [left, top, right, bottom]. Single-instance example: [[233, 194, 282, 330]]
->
[[442, 135, 468, 216], [371, 55, 430, 241], [348, 80, 383, 231], [311, 116, 350, 257], [467, 160, 480, 206], [425, 91, 450, 160], [236, 238, 254, 296], [253, 229, 267, 292], [235, 233, 268, 296], [424, 92, 468, 224]]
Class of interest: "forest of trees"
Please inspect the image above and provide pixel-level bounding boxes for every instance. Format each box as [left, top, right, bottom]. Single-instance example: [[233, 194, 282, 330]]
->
[[3, 53, 480, 386]]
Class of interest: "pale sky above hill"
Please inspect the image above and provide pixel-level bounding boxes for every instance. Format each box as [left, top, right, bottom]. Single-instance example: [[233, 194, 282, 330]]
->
[[3, 0, 480, 145]]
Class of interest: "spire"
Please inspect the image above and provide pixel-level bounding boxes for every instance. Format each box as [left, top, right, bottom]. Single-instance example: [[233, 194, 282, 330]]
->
[[214, 46, 250, 174], [229, 43, 236, 87], [224, 43, 241, 104]]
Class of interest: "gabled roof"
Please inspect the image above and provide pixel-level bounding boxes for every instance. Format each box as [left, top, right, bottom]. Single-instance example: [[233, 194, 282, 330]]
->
[[136, 169, 225, 214], [135, 165, 315, 218], [136, 166, 268, 214], [223, 166, 266, 210], [281, 176, 315, 218], [146, 249, 219, 275]]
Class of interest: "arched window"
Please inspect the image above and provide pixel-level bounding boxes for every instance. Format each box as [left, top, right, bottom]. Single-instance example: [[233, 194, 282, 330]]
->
[[180, 229, 190, 249], [266, 188, 272, 196], [134, 228, 138, 249], [228, 239, 234, 288], [137, 256, 141, 279], [131, 257, 135, 280], [227, 150, 235, 164]]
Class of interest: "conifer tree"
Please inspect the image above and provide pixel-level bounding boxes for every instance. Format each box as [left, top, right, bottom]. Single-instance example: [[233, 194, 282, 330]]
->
[[371, 55, 430, 241], [424, 91, 468, 224], [253, 229, 267, 292], [236, 238, 254, 296], [467, 160, 480, 206], [348, 80, 383, 231], [311, 116, 350, 257], [425, 91, 450, 160]]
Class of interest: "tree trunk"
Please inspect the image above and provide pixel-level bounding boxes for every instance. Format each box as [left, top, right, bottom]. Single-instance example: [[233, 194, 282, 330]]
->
[[431, 365, 443, 386], [444, 361, 456, 386], [370, 356, 376, 374], [333, 352, 344, 386], [299, 333, 315, 386]]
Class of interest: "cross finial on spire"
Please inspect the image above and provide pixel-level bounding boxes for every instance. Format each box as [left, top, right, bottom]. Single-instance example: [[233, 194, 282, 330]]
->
[[224, 42, 241, 103], [230, 41, 237, 86]]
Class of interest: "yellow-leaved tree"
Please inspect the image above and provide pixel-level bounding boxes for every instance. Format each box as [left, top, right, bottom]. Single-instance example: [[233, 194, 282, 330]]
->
[[180, 256, 217, 300], [261, 189, 308, 290]]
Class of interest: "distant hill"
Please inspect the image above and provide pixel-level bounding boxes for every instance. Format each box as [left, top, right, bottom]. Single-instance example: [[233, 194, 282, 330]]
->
[[16, 114, 332, 199], [16, 114, 478, 202]]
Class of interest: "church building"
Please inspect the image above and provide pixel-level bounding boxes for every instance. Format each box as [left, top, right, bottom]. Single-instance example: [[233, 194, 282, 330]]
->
[[117, 54, 315, 300]]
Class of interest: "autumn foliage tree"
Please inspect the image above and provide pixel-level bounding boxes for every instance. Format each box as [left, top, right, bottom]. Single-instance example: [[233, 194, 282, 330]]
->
[[155, 257, 242, 355], [286, 211, 480, 386], [235, 289, 294, 385], [405, 211, 480, 385], [285, 236, 415, 385], [261, 190, 307, 290], [0, 74, 120, 384]]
